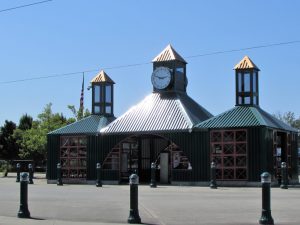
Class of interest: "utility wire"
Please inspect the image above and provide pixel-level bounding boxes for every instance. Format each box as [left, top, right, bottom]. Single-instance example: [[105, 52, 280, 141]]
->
[[0, 0, 52, 13], [0, 40, 299, 85]]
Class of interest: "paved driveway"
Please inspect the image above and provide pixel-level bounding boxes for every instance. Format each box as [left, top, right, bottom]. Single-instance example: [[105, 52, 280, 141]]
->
[[0, 175, 299, 225]]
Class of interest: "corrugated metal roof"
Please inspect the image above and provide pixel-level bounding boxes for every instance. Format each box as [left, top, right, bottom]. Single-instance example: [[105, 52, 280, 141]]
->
[[49, 115, 116, 135], [152, 44, 187, 64], [101, 92, 212, 134], [234, 56, 260, 71], [90, 70, 115, 84], [196, 106, 297, 132]]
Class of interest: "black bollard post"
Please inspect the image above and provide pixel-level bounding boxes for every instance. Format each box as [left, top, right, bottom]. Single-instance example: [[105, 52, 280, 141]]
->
[[57, 163, 63, 186], [210, 162, 217, 189], [17, 172, 31, 218], [28, 164, 34, 184], [150, 162, 157, 188], [259, 172, 274, 225], [96, 163, 102, 187], [128, 174, 141, 224], [16, 163, 21, 183], [280, 162, 288, 189]]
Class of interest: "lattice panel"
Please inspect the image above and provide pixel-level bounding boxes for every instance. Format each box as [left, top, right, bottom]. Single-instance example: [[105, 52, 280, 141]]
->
[[60, 136, 87, 179], [211, 132, 222, 142], [210, 130, 247, 180], [224, 144, 234, 154], [224, 131, 234, 142]]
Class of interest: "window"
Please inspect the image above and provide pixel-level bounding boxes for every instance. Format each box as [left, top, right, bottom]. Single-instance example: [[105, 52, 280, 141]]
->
[[60, 136, 87, 179], [94, 86, 101, 103], [244, 73, 250, 92], [105, 85, 111, 103], [238, 73, 242, 92], [211, 130, 247, 180], [94, 106, 100, 114], [253, 72, 257, 93], [176, 67, 184, 73], [244, 97, 251, 104], [106, 106, 111, 114]]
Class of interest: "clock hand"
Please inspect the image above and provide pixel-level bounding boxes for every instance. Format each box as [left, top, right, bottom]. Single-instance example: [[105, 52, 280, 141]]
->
[[157, 76, 168, 79]]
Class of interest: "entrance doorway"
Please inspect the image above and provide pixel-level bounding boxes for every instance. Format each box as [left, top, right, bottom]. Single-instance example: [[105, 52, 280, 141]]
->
[[273, 131, 292, 178], [102, 135, 192, 183]]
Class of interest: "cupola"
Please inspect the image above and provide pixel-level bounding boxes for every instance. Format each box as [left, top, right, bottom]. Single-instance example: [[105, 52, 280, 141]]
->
[[234, 56, 260, 106], [151, 44, 188, 93], [90, 70, 115, 116]]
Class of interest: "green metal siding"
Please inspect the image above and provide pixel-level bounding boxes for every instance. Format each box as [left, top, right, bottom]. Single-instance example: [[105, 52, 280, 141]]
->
[[162, 131, 210, 181], [87, 135, 126, 180], [47, 134, 60, 180], [291, 133, 298, 179]]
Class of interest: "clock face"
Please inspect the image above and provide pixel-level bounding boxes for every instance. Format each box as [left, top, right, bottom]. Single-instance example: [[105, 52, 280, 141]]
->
[[151, 67, 172, 90]]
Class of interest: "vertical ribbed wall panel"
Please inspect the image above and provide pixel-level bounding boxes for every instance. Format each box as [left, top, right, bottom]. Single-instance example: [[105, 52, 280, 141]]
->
[[47, 134, 60, 180]]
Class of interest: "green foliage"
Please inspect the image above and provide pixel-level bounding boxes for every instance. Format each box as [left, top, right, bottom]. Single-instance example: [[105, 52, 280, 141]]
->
[[274, 111, 300, 130], [18, 114, 33, 130], [68, 105, 91, 121], [15, 103, 74, 162], [0, 160, 12, 177], [0, 120, 18, 160]]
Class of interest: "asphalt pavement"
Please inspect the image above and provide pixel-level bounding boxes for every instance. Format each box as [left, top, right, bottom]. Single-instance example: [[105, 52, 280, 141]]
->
[[0, 173, 299, 225]]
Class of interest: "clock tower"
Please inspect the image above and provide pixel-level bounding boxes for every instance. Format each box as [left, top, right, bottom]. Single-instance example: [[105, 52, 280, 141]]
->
[[152, 44, 187, 93]]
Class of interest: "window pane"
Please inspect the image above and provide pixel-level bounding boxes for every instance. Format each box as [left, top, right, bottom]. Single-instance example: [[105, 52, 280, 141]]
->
[[253, 72, 257, 92], [105, 106, 111, 114], [94, 86, 101, 103], [238, 73, 242, 92], [176, 67, 184, 73], [238, 96, 242, 105], [105, 85, 111, 103], [244, 97, 250, 104], [94, 106, 100, 114], [253, 96, 257, 105], [244, 73, 250, 92]]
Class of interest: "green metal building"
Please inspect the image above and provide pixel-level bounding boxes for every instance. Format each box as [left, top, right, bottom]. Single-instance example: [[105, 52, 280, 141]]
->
[[47, 47, 298, 185]]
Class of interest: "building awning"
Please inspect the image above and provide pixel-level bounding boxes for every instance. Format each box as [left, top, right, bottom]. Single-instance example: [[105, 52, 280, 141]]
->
[[49, 115, 116, 135], [101, 92, 212, 134], [195, 106, 298, 132]]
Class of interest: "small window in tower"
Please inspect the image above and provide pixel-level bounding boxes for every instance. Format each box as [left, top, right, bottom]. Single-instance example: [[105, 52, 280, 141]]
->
[[94, 106, 100, 114], [238, 73, 242, 92], [244, 97, 251, 104], [253, 96, 257, 105], [105, 106, 111, 114], [176, 67, 184, 73], [253, 72, 257, 93], [105, 85, 111, 103], [94, 86, 101, 103], [244, 73, 250, 92], [238, 96, 243, 105]]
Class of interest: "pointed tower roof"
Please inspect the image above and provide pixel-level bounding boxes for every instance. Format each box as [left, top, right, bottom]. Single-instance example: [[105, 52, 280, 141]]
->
[[234, 56, 260, 71], [152, 44, 187, 64], [90, 70, 115, 84]]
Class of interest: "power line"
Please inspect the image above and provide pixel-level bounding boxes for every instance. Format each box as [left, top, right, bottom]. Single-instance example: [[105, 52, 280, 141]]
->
[[186, 40, 300, 59], [0, 40, 299, 85], [0, 0, 53, 13]]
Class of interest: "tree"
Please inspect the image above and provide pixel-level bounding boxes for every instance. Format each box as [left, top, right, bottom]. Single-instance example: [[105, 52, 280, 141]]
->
[[15, 103, 74, 162], [18, 114, 33, 130], [273, 111, 300, 130], [68, 105, 91, 121], [0, 120, 18, 160]]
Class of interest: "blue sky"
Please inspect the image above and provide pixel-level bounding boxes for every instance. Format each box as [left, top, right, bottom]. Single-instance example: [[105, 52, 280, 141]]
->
[[1, 0, 300, 126]]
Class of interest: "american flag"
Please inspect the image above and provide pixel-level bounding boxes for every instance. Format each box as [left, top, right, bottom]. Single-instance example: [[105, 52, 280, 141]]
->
[[80, 73, 84, 110]]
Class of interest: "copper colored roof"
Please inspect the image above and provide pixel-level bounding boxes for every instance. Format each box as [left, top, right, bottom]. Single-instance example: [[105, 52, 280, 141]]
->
[[234, 56, 260, 71], [152, 44, 187, 63], [90, 70, 115, 84]]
